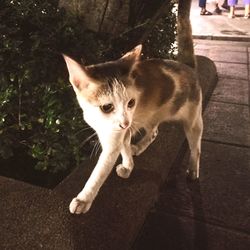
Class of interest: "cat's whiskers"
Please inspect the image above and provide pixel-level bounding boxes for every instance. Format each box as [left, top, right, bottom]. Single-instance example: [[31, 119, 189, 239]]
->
[[129, 125, 136, 136], [80, 132, 97, 148], [75, 125, 93, 136], [90, 142, 97, 158], [128, 126, 133, 139], [95, 141, 102, 156], [90, 139, 101, 158], [130, 121, 142, 136]]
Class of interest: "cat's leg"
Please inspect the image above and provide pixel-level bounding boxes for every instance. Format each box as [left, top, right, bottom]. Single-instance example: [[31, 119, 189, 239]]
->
[[184, 110, 203, 180], [116, 132, 134, 178], [131, 125, 158, 156], [69, 143, 121, 214]]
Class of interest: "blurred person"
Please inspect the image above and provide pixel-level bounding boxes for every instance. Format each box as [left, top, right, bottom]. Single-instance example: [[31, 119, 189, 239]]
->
[[213, 1, 223, 14], [222, 0, 230, 10], [228, 0, 250, 18], [199, 0, 213, 15], [199, 0, 223, 15]]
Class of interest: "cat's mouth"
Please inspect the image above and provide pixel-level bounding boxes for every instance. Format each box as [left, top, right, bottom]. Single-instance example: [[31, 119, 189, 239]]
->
[[119, 124, 129, 130], [119, 121, 130, 130], [112, 123, 131, 132]]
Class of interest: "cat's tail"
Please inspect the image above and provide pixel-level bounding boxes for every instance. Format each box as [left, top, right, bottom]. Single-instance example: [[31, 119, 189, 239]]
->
[[177, 0, 196, 69]]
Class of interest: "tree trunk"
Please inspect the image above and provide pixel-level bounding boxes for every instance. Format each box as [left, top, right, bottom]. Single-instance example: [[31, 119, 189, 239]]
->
[[59, 0, 130, 35], [59, 0, 170, 36]]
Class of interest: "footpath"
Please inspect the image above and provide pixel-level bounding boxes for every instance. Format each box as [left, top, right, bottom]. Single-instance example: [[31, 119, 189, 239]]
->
[[191, 0, 250, 41], [134, 1, 250, 249]]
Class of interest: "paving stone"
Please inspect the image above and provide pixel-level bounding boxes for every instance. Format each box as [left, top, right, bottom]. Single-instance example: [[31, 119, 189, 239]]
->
[[194, 44, 248, 63], [152, 142, 250, 232], [194, 42, 249, 52], [203, 101, 250, 146], [133, 213, 250, 250], [214, 62, 248, 80], [194, 49, 210, 58], [134, 142, 250, 250], [198, 142, 250, 233], [208, 50, 248, 64], [211, 78, 248, 105]]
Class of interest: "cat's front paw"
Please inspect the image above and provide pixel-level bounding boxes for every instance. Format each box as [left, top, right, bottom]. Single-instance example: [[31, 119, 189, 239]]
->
[[69, 197, 92, 214], [186, 169, 199, 181], [116, 164, 132, 178]]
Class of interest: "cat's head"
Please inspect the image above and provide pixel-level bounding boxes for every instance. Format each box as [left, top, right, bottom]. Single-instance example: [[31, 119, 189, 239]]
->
[[63, 45, 142, 133]]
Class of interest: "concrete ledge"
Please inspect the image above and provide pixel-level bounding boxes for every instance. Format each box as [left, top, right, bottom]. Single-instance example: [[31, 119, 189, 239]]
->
[[0, 56, 217, 250], [193, 35, 250, 43]]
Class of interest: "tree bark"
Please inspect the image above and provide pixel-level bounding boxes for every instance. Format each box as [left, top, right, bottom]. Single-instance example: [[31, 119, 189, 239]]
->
[[59, 0, 171, 36], [59, 0, 130, 35]]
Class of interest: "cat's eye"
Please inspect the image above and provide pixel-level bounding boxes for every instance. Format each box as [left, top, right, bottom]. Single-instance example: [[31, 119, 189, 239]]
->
[[100, 103, 114, 114], [128, 99, 136, 108]]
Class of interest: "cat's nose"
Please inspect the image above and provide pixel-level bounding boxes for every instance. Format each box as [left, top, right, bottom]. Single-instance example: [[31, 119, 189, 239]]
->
[[119, 121, 130, 129]]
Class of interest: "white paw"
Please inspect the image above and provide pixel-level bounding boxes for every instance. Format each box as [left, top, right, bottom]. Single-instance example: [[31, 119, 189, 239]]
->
[[186, 169, 199, 181], [116, 164, 132, 178], [69, 197, 92, 214]]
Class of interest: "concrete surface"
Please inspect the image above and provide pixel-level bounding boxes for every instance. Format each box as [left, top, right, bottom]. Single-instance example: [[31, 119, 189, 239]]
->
[[191, 0, 250, 41], [134, 39, 250, 250]]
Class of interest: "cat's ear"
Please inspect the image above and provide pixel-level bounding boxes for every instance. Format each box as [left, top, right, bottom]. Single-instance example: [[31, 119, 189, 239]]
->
[[120, 44, 142, 62], [63, 54, 90, 91]]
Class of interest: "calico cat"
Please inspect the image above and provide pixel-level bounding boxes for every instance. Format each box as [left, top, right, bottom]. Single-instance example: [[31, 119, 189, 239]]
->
[[63, 0, 202, 214]]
